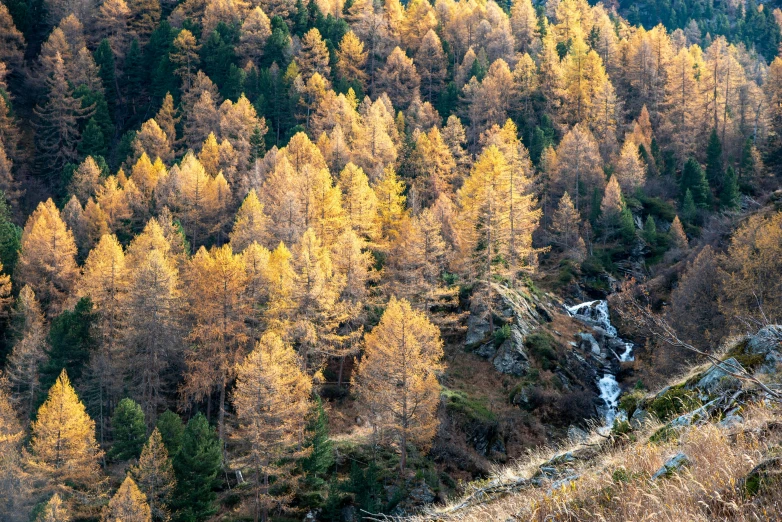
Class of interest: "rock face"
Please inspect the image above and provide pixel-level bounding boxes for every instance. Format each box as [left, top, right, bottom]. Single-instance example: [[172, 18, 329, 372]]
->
[[492, 327, 530, 376], [746, 325, 782, 373], [466, 283, 554, 376]]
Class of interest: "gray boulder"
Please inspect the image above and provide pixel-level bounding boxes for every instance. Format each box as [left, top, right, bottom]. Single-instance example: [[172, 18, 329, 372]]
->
[[669, 399, 718, 427], [407, 481, 436, 505], [493, 327, 530, 376], [475, 342, 497, 359], [630, 408, 653, 428], [651, 452, 690, 480], [747, 326, 782, 373], [568, 426, 589, 443], [578, 332, 601, 355], [694, 357, 745, 393]]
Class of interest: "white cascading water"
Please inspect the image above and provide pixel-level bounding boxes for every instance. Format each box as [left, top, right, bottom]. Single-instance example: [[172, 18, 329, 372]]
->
[[567, 300, 633, 428]]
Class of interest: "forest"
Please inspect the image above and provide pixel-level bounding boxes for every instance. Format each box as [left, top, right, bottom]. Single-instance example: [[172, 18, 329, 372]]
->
[[0, 0, 781, 519]]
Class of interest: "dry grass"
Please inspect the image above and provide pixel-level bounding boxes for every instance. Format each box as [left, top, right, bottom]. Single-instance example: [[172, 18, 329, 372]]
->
[[417, 402, 782, 521]]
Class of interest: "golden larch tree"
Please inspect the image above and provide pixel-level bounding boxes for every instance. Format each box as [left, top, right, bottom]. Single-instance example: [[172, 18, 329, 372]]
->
[[77, 234, 127, 444], [297, 28, 331, 82], [337, 163, 379, 242], [103, 475, 151, 522], [29, 370, 103, 489], [614, 139, 646, 195], [183, 244, 248, 449], [719, 212, 782, 325], [69, 156, 103, 204], [238, 7, 271, 68], [551, 124, 605, 215], [232, 331, 313, 522], [36, 494, 70, 522], [17, 198, 79, 315], [130, 428, 175, 522], [0, 376, 30, 521], [356, 297, 443, 471], [669, 215, 688, 249], [456, 145, 539, 282], [5, 285, 47, 418], [123, 219, 181, 424], [336, 31, 367, 88], [373, 166, 407, 246], [230, 189, 271, 252], [291, 228, 352, 373], [551, 192, 581, 250]]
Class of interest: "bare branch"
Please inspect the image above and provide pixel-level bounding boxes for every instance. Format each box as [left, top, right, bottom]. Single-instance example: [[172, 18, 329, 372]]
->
[[615, 284, 781, 400]]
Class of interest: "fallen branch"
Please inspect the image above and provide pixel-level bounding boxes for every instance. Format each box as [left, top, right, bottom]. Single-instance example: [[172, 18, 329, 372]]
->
[[615, 284, 782, 401]]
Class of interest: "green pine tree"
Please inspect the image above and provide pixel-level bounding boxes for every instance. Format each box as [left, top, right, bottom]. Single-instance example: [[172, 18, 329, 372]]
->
[[301, 397, 333, 488], [40, 297, 98, 393], [619, 206, 636, 241], [0, 191, 21, 274], [680, 158, 711, 208], [705, 128, 724, 189], [643, 215, 657, 243], [156, 410, 185, 458], [78, 117, 106, 158], [682, 189, 697, 223], [249, 125, 266, 163], [124, 38, 146, 113], [74, 85, 113, 142], [172, 413, 221, 522], [719, 166, 739, 210], [94, 39, 118, 113], [111, 398, 148, 460]]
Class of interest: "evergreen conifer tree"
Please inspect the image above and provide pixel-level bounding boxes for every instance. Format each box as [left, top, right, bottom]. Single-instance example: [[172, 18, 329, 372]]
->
[[680, 158, 711, 208], [720, 166, 739, 210], [111, 398, 147, 461], [171, 413, 221, 522]]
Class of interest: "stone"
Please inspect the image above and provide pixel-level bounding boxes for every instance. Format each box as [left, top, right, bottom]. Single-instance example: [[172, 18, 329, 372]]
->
[[669, 399, 717, 428], [717, 414, 744, 428], [747, 326, 782, 355], [651, 452, 690, 480], [546, 452, 576, 465], [489, 437, 506, 456], [548, 474, 580, 493], [747, 326, 782, 373], [466, 310, 491, 346], [578, 332, 601, 355], [630, 408, 652, 428], [475, 342, 497, 359], [741, 457, 782, 496], [340, 505, 357, 522], [568, 426, 589, 443], [493, 327, 530, 376], [694, 358, 745, 393], [407, 481, 436, 505]]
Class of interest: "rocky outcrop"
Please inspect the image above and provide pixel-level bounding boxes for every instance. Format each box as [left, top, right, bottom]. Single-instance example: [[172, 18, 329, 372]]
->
[[465, 282, 556, 376], [492, 328, 530, 376], [746, 325, 782, 373]]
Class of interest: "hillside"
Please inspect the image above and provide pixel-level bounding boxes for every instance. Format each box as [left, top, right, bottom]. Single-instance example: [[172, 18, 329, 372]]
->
[[417, 327, 782, 522]]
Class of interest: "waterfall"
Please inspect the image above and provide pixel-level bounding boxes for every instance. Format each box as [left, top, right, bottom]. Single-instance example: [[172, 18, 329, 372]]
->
[[567, 300, 633, 428]]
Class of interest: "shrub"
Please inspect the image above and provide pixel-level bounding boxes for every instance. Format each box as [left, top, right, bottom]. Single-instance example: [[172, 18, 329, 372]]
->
[[441, 388, 497, 422], [619, 390, 646, 417], [526, 332, 558, 370], [646, 386, 701, 421], [494, 324, 512, 347]]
